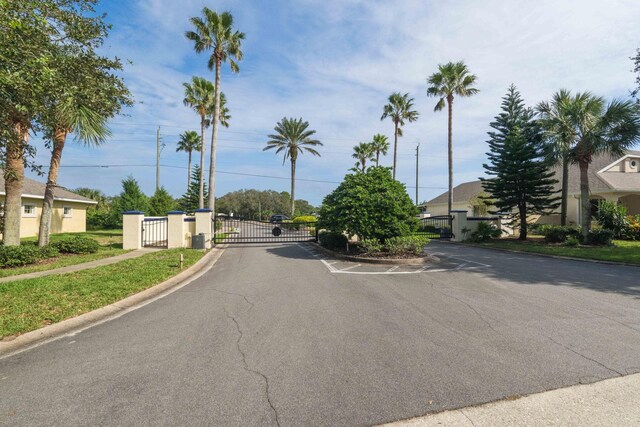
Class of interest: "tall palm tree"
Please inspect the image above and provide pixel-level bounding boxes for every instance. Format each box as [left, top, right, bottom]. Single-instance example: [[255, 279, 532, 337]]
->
[[183, 76, 215, 208], [426, 61, 479, 214], [186, 8, 244, 214], [176, 130, 201, 195], [563, 93, 640, 240], [208, 91, 231, 128], [38, 102, 110, 246], [381, 93, 419, 180], [370, 133, 389, 166], [352, 142, 376, 172], [264, 117, 322, 216], [537, 89, 575, 226]]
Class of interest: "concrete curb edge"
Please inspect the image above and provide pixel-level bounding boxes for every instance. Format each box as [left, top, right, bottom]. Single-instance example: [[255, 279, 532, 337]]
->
[[309, 242, 440, 265], [0, 245, 227, 358]]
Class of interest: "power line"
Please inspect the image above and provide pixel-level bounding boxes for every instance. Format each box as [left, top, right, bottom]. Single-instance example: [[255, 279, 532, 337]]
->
[[55, 163, 447, 189]]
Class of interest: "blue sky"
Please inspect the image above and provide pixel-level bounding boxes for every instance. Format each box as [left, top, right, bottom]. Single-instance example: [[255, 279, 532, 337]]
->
[[28, 0, 640, 206]]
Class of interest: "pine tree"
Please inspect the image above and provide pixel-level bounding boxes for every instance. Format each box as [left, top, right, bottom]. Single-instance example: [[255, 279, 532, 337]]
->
[[181, 165, 208, 213], [149, 187, 177, 216], [481, 85, 559, 240]]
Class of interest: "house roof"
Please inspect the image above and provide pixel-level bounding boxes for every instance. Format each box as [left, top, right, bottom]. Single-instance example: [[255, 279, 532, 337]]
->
[[426, 151, 640, 206], [0, 173, 97, 205]]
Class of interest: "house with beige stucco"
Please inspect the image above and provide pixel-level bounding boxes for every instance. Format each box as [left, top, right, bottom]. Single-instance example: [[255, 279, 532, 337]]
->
[[421, 151, 640, 226], [0, 173, 97, 238]]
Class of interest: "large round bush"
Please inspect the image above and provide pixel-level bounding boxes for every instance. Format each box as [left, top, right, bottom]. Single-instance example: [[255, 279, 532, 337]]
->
[[317, 167, 418, 241]]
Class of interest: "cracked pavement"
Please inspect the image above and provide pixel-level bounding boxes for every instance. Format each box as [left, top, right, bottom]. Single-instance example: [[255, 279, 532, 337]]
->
[[1, 241, 640, 426]]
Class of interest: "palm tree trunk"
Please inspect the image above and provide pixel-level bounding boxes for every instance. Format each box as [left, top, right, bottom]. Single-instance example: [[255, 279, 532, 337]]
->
[[3, 122, 27, 246], [208, 57, 221, 214], [187, 150, 192, 197], [392, 122, 398, 180], [290, 159, 296, 217], [198, 117, 206, 209], [38, 127, 67, 247], [579, 160, 591, 241], [560, 156, 569, 226], [447, 95, 454, 215], [376, 151, 380, 167]]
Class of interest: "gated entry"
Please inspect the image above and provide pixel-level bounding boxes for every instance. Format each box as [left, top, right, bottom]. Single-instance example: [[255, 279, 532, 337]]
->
[[214, 217, 318, 244], [415, 215, 453, 239], [142, 217, 168, 248]]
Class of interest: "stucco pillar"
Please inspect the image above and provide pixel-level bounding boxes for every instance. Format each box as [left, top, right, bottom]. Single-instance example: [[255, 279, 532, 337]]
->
[[195, 208, 212, 249], [450, 210, 468, 242], [122, 211, 144, 250], [167, 211, 186, 249]]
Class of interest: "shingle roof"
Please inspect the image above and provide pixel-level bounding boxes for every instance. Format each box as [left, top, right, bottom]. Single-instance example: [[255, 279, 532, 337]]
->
[[426, 151, 640, 206], [0, 172, 97, 204]]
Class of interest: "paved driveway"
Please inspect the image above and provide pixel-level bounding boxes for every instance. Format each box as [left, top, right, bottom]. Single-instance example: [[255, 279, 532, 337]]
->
[[1, 242, 640, 426]]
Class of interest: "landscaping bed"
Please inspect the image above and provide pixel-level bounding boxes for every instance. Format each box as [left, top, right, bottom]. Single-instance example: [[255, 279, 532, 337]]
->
[[0, 248, 205, 339], [0, 230, 128, 279]]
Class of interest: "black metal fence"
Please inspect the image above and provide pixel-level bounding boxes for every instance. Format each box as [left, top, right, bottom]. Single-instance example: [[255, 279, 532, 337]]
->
[[214, 217, 318, 244], [415, 215, 453, 239], [142, 217, 168, 248]]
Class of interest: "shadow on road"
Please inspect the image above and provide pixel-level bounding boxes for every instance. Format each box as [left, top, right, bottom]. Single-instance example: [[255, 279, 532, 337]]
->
[[427, 242, 640, 298]]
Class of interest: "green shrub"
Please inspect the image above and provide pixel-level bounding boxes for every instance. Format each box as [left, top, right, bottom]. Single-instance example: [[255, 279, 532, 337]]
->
[[586, 229, 613, 246], [318, 231, 348, 249], [468, 222, 501, 242], [565, 236, 580, 247], [360, 238, 383, 254], [0, 244, 59, 268], [539, 225, 580, 243], [51, 236, 100, 254], [292, 215, 317, 223], [384, 235, 429, 256], [596, 200, 628, 238], [317, 167, 418, 241]]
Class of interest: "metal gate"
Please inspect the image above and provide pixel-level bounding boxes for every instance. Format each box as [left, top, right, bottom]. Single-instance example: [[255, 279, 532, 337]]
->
[[142, 217, 168, 248], [214, 217, 318, 244], [415, 215, 453, 239]]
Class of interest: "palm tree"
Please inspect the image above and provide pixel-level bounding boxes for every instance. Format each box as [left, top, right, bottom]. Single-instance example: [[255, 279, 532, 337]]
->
[[426, 61, 479, 214], [186, 8, 244, 214], [370, 134, 389, 166], [537, 89, 575, 226], [183, 76, 215, 208], [38, 102, 110, 246], [176, 130, 201, 195], [381, 93, 419, 180], [264, 117, 322, 216], [208, 91, 231, 128], [563, 93, 640, 240], [352, 142, 376, 172]]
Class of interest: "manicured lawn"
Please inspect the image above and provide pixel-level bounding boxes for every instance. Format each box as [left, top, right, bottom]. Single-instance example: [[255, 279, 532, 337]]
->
[[0, 248, 205, 339], [473, 239, 640, 264], [0, 229, 127, 279]]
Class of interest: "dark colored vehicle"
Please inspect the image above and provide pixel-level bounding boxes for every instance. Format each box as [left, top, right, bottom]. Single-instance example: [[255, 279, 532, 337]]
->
[[270, 214, 289, 223]]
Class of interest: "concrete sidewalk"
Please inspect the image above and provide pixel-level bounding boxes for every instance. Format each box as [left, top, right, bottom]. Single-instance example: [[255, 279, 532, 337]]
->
[[383, 373, 640, 426], [0, 248, 159, 284]]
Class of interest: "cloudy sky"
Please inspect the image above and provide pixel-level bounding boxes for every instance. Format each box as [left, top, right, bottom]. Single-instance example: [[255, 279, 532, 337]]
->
[[30, 0, 640, 206]]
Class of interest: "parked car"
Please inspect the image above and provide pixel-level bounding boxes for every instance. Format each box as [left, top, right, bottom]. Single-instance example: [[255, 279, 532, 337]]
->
[[270, 214, 289, 223]]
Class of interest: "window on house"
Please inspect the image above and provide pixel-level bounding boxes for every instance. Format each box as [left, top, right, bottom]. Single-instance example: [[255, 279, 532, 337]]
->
[[22, 204, 36, 217], [63, 206, 72, 217]]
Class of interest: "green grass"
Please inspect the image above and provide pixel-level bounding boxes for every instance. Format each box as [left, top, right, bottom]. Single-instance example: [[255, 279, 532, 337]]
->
[[473, 239, 640, 264], [0, 229, 127, 279], [0, 248, 206, 339]]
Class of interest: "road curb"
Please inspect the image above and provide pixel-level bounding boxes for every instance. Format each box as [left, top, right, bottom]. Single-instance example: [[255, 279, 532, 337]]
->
[[446, 240, 640, 268], [309, 242, 440, 265], [0, 245, 227, 358]]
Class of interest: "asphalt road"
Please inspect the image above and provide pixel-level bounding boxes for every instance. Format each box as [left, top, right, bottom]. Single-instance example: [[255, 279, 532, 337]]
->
[[1, 241, 640, 426]]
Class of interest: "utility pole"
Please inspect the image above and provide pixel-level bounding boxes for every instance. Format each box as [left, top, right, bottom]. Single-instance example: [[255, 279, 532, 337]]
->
[[156, 126, 161, 191], [415, 142, 420, 205]]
